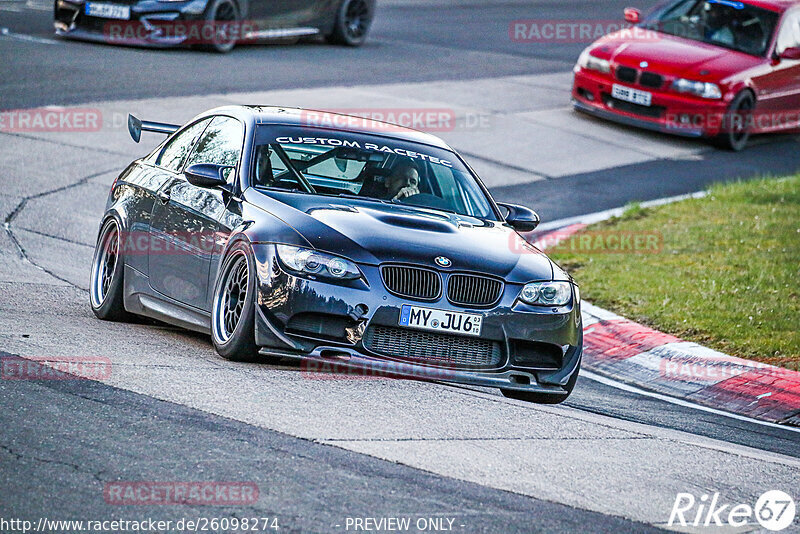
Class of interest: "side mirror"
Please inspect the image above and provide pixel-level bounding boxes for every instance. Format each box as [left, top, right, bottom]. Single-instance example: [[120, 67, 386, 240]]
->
[[497, 202, 540, 232], [184, 163, 232, 189], [778, 47, 800, 61], [624, 7, 641, 24]]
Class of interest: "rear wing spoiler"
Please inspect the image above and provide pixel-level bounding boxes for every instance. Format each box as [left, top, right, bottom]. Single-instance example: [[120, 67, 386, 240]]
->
[[127, 113, 179, 143]]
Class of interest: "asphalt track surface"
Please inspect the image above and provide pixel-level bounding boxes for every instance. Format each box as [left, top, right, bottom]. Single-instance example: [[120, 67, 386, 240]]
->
[[1, 0, 799, 532]]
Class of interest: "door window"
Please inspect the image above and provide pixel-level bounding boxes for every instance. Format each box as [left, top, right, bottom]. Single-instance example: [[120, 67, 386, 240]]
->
[[776, 12, 800, 54], [155, 118, 212, 172], [184, 116, 245, 182]]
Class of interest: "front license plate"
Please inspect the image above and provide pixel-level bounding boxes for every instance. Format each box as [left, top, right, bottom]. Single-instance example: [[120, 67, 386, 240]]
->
[[612, 84, 652, 106], [85, 2, 130, 19], [399, 305, 482, 336]]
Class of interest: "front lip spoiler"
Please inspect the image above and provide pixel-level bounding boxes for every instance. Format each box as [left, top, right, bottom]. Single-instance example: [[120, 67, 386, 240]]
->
[[259, 345, 574, 397], [572, 98, 706, 138], [55, 26, 190, 46]]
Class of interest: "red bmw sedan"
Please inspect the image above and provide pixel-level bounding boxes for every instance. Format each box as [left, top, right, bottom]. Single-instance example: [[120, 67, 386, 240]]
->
[[572, 0, 800, 150]]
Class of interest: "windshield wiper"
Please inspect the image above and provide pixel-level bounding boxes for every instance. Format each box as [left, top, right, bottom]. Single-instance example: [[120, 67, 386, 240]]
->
[[389, 198, 458, 215], [336, 193, 389, 204]]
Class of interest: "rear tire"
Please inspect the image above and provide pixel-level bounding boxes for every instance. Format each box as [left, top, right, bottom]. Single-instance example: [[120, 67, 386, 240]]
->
[[201, 0, 240, 53], [90, 218, 133, 322], [713, 91, 754, 151], [211, 241, 260, 362], [501, 360, 580, 404], [325, 0, 373, 46]]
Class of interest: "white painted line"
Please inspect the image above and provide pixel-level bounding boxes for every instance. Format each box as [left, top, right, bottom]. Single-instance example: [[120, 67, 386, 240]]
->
[[25, 0, 51, 10], [0, 27, 60, 45], [581, 369, 800, 435], [536, 190, 708, 232]]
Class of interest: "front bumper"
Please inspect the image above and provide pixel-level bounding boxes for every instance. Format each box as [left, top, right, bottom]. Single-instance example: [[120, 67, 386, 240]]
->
[[572, 68, 729, 138], [251, 244, 583, 397], [54, 0, 205, 47]]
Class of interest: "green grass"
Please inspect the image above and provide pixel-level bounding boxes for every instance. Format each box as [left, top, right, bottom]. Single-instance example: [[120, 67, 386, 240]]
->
[[550, 175, 800, 365]]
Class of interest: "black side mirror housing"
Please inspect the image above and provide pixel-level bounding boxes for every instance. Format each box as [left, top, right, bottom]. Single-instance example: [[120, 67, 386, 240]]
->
[[184, 163, 233, 189], [497, 202, 540, 232]]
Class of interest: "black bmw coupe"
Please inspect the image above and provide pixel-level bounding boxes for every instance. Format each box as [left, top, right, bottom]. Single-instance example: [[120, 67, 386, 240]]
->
[[90, 106, 583, 403], [55, 0, 374, 51]]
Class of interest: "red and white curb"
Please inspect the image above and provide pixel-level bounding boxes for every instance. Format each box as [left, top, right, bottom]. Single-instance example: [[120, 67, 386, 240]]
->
[[580, 302, 800, 426], [530, 195, 800, 427]]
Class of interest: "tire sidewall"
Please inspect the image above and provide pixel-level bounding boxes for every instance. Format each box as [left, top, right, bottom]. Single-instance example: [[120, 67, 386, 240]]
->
[[719, 91, 754, 151], [203, 0, 240, 53], [211, 240, 258, 360], [90, 217, 126, 318], [333, 0, 373, 46]]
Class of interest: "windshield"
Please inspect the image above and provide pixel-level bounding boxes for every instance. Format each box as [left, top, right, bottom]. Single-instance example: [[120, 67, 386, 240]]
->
[[644, 0, 780, 56], [252, 126, 497, 220]]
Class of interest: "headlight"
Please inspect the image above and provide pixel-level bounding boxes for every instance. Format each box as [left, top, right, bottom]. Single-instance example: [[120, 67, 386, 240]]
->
[[519, 281, 573, 306], [671, 79, 722, 99], [577, 49, 611, 74], [275, 245, 361, 280]]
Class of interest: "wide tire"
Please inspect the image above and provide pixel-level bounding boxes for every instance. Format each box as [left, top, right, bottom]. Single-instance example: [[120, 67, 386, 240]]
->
[[713, 91, 755, 152], [211, 241, 260, 362], [501, 360, 581, 404], [325, 0, 373, 46], [201, 0, 240, 53], [90, 218, 133, 322]]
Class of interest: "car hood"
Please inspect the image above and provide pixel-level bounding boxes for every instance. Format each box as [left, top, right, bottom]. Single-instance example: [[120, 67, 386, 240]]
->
[[595, 31, 762, 80], [245, 190, 555, 284]]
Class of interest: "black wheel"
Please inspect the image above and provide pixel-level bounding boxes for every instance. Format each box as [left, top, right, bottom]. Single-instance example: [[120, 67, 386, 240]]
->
[[211, 241, 259, 362], [326, 0, 373, 46], [90, 218, 132, 322], [201, 0, 240, 53], [714, 91, 755, 151], [501, 360, 581, 404]]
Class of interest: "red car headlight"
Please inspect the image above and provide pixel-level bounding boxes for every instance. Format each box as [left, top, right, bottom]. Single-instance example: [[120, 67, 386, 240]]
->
[[576, 49, 611, 74], [672, 79, 723, 99]]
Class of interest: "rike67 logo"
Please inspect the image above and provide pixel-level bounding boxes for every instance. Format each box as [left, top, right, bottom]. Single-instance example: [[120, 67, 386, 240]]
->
[[669, 490, 796, 531]]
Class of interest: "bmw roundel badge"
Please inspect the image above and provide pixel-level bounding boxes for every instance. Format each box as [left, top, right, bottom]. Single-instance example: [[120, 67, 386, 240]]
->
[[435, 256, 452, 267]]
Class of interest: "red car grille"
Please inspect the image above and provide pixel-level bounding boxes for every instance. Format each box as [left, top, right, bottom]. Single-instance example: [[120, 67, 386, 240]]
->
[[615, 66, 664, 90], [640, 72, 664, 89], [616, 66, 637, 83]]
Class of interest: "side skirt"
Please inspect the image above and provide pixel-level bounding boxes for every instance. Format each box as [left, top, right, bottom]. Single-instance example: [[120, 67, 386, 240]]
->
[[123, 265, 211, 334]]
